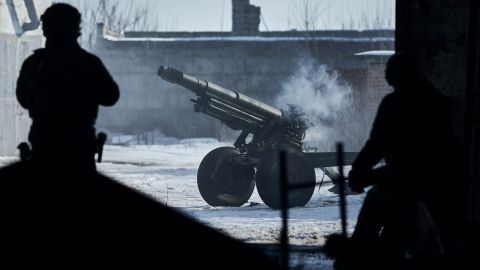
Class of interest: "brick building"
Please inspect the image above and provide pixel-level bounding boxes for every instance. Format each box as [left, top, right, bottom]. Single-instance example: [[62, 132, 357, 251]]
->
[[232, 0, 260, 35]]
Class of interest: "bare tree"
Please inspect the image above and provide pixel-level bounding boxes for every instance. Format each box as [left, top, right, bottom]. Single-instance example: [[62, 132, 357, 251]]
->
[[289, 0, 330, 57], [340, 0, 394, 30], [290, 0, 394, 31], [98, 0, 154, 34], [60, 0, 160, 50], [291, 0, 330, 32]]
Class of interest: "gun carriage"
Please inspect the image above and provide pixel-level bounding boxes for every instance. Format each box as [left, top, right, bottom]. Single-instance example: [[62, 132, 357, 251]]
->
[[158, 66, 356, 209]]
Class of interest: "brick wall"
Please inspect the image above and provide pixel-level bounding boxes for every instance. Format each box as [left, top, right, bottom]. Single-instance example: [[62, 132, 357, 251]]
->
[[232, 0, 260, 35]]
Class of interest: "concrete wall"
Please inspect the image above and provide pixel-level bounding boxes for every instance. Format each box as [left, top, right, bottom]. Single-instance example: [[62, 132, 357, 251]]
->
[[94, 28, 394, 146], [0, 34, 41, 156], [0, 0, 49, 156]]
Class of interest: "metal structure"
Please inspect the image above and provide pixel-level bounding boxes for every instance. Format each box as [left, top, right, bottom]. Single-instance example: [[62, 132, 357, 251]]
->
[[158, 66, 357, 208]]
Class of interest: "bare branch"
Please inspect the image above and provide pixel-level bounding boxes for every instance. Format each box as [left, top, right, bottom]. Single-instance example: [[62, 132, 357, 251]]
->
[[291, 0, 329, 31]]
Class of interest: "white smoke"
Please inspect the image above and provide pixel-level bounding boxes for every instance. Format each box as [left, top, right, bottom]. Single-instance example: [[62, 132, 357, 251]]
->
[[275, 60, 363, 151]]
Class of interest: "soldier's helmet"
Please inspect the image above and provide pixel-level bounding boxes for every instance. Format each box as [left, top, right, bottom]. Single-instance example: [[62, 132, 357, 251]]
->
[[40, 3, 81, 41], [385, 52, 422, 88]]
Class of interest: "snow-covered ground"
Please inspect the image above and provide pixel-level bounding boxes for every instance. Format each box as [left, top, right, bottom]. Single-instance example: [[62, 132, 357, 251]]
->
[[0, 138, 364, 269]]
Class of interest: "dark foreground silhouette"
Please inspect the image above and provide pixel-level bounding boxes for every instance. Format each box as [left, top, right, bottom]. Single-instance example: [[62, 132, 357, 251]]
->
[[0, 161, 279, 268], [325, 53, 466, 270]]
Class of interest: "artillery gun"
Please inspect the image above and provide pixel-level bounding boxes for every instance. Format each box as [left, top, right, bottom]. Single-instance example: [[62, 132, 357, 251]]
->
[[158, 66, 356, 209]]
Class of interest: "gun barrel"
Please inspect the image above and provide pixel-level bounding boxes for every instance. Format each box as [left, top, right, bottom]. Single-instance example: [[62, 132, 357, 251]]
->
[[158, 66, 283, 120]]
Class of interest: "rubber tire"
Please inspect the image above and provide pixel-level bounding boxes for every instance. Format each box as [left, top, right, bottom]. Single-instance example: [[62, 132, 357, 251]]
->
[[197, 147, 255, 207], [256, 150, 316, 209]]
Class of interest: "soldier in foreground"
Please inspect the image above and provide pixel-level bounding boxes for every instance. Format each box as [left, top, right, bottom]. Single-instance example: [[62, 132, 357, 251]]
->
[[16, 3, 119, 171], [0, 4, 279, 268], [325, 53, 464, 269]]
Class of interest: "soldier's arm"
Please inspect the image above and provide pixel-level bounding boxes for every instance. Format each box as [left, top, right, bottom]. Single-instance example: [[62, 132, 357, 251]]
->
[[16, 55, 38, 109], [91, 56, 120, 106], [348, 97, 393, 191], [351, 97, 392, 170]]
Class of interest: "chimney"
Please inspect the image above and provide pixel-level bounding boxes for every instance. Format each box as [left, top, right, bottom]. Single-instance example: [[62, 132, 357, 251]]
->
[[232, 0, 260, 35]]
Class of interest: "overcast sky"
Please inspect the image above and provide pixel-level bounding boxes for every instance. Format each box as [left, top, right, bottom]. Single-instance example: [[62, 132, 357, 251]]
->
[[63, 0, 395, 32], [150, 0, 394, 31]]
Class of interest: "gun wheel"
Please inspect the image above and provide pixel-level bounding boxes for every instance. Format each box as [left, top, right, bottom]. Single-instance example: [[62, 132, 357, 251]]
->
[[256, 150, 316, 209], [197, 147, 255, 207]]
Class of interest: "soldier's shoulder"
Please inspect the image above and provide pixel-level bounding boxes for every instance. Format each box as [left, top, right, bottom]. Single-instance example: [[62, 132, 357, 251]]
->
[[380, 92, 398, 104], [376, 92, 402, 112], [27, 48, 47, 60], [78, 49, 103, 63], [21, 49, 46, 68], [32, 48, 46, 55]]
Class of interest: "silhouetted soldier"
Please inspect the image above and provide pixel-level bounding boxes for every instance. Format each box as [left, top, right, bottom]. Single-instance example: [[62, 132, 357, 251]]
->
[[16, 3, 119, 172], [325, 53, 462, 269]]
